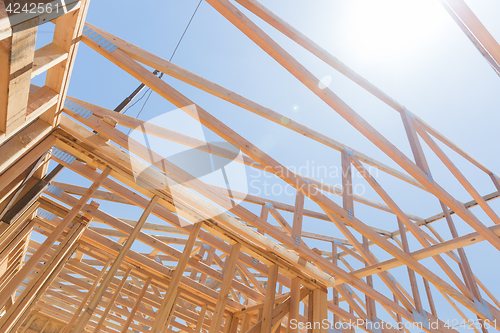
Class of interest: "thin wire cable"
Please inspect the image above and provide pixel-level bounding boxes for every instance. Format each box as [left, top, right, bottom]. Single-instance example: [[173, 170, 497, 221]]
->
[[135, 74, 164, 119], [122, 88, 150, 115], [126, 75, 163, 136], [169, 0, 203, 62], [126, 0, 203, 135]]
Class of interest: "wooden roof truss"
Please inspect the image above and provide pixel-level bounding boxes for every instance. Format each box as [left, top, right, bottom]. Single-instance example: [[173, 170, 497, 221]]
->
[[1, 0, 500, 333]]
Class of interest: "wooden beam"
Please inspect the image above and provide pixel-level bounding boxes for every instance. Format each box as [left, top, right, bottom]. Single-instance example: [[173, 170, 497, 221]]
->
[[0, 206, 37, 264], [0, 19, 37, 135], [81, 267, 132, 333], [163, 291, 181, 332], [151, 222, 203, 333], [311, 289, 328, 333], [0, 167, 111, 309], [352, 220, 500, 278], [32, 43, 68, 79], [72, 195, 158, 333], [41, 0, 90, 127], [228, 316, 241, 333], [120, 278, 152, 333], [397, 217, 423, 313], [349, 154, 474, 300], [1, 163, 63, 224], [423, 278, 437, 318], [194, 304, 207, 333], [51, 181, 131, 205], [0, 222, 83, 331], [209, 242, 241, 333], [439, 0, 500, 76], [0, 134, 54, 191], [415, 121, 500, 226], [290, 280, 304, 331], [62, 258, 112, 333], [0, 119, 52, 175], [261, 265, 278, 333], [291, 191, 304, 248]]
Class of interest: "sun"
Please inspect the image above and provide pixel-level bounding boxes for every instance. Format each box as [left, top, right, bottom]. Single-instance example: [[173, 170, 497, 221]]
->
[[346, 0, 447, 60]]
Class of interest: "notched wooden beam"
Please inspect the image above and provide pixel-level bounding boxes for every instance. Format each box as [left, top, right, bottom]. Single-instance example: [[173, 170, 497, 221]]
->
[[32, 43, 68, 79]]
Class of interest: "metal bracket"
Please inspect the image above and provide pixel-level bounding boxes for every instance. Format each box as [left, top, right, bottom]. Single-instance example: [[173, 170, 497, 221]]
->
[[412, 310, 429, 330], [333, 239, 342, 246], [264, 202, 274, 209], [474, 298, 494, 322], [202, 244, 211, 250], [64, 100, 93, 119], [37, 208, 56, 222], [366, 318, 382, 333], [404, 108, 415, 120], [82, 25, 118, 52], [253, 258, 259, 265], [344, 148, 354, 157], [294, 235, 300, 246], [426, 169, 434, 183], [33, 226, 45, 234], [46, 185, 63, 197], [347, 208, 354, 220], [52, 148, 77, 165]]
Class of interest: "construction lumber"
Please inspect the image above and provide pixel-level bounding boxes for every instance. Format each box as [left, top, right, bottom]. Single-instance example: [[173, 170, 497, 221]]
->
[[1, 2, 500, 332]]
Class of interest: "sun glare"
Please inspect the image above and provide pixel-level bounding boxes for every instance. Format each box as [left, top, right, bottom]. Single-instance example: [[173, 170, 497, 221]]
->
[[347, 0, 447, 60]]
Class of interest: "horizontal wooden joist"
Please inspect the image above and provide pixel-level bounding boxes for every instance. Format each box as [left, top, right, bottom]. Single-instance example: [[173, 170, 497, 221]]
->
[[349, 222, 500, 281], [52, 117, 336, 290], [64, 96, 425, 224], [32, 213, 244, 313]]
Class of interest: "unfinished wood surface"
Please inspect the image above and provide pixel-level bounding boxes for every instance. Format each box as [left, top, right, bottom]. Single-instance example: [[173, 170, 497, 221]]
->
[[0, 1, 500, 332]]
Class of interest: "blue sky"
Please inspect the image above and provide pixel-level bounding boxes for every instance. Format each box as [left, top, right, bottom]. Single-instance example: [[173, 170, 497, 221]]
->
[[33, 0, 500, 331]]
